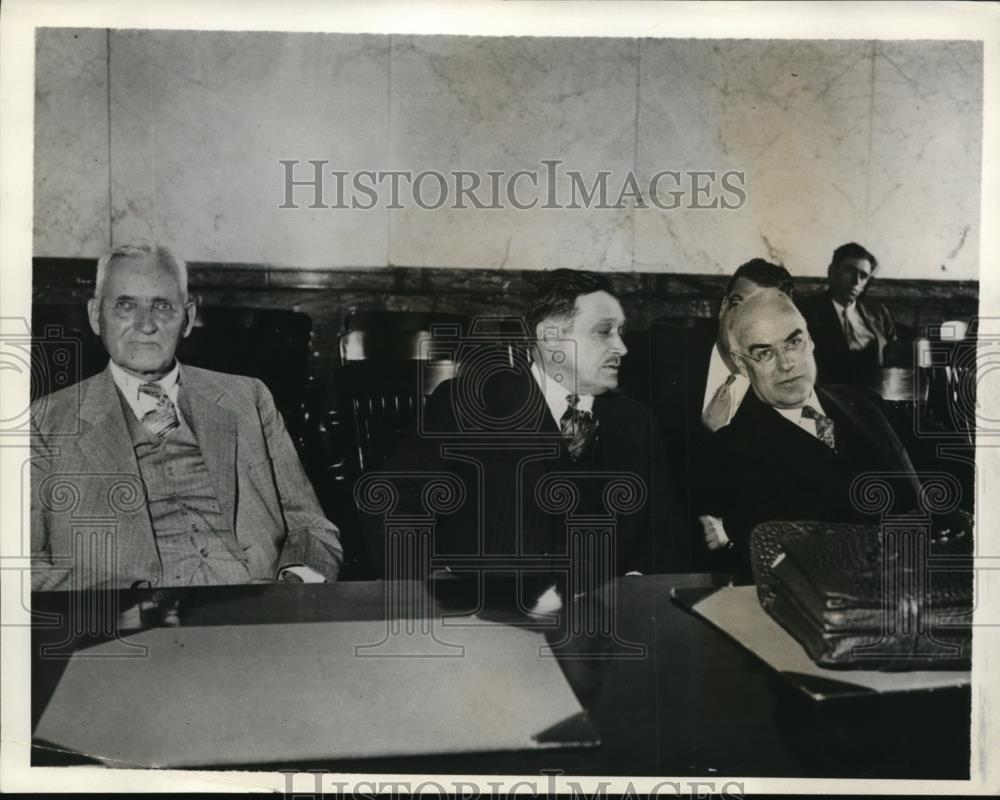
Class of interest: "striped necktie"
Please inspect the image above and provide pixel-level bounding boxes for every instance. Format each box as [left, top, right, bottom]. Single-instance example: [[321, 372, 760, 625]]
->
[[138, 383, 180, 439], [702, 373, 737, 432], [560, 394, 598, 462]]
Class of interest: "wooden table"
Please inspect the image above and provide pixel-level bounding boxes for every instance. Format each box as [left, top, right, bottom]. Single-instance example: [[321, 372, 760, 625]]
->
[[31, 574, 970, 778]]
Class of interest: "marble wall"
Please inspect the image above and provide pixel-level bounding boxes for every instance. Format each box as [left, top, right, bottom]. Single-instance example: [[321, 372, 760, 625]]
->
[[34, 30, 982, 280], [34, 29, 111, 258]]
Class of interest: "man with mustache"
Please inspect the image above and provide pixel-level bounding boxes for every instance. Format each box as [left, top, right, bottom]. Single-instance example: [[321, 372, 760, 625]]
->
[[372, 269, 685, 606], [697, 288, 919, 581], [798, 242, 897, 386], [31, 244, 343, 590]]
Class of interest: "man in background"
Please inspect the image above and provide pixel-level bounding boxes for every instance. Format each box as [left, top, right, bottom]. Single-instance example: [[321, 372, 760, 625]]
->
[[31, 244, 343, 590], [798, 242, 897, 386]]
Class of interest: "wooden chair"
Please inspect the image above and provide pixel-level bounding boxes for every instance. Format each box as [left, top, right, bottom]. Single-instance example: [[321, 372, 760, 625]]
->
[[30, 303, 319, 456], [330, 311, 469, 476], [322, 311, 471, 578]]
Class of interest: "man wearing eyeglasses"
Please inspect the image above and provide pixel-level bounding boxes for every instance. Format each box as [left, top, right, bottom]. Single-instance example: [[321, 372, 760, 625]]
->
[[31, 244, 344, 590], [701, 259, 795, 433], [694, 259, 795, 567], [696, 288, 919, 581]]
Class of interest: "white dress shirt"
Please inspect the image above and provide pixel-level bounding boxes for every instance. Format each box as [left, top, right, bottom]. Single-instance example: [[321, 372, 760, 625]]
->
[[701, 343, 749, 426], [530, 361, 594, 427], [831, 298, 875, 350], [108, 358, 185, 423]]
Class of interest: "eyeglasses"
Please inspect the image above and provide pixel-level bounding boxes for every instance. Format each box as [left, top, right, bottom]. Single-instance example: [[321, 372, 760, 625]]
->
[[733, 333, 812, 366]]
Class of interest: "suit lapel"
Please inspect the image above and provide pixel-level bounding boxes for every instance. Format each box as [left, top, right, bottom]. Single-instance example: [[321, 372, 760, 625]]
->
[[817, 385, 896, 469], [856, 298, 888, 354], [177, 368, 238, 527], [77, 368, 143, 476], [815, 293, 847, 352], [733, 390, 838, 480], [485, 370, 563, 555], [76, 367, 157, 564], [593, 392, 633, 464], [496, 370, 559, 434]]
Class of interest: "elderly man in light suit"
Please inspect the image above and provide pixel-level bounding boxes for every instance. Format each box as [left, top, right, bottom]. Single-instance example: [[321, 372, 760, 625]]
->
[[31, 244, 342, 590]]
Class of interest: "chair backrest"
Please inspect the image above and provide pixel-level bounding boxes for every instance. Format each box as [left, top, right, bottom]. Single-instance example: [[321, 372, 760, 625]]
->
[[31, 303, 316, 447], [183, 306, 314, 444], [30, 304, 109, 400], [339, 310, 468, 362], [332, 311, 472, 476], [648, 315, 719, 424], [333, 361, 433, 473]]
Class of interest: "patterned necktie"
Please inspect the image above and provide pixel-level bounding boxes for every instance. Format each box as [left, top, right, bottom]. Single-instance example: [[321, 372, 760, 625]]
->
[[560, 394, 598, 462], [138, 382, 180, 439], [801, 405, 836, 450], [702, 373, 737, 432]]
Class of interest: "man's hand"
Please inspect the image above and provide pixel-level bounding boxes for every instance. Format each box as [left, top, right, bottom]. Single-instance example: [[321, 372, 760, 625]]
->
[[700, 514, 732, 551], [930, 509, 973, 553], [526, 584, 563, 621], [277, 565, 326, 583]]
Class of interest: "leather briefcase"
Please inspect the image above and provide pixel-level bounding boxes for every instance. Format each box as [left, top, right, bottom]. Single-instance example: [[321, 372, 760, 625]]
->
[[750, 518, 973, 670]]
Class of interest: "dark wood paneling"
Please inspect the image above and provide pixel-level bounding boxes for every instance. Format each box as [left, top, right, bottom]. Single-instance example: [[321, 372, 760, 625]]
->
[[32, 258, 980, 390], [32, 258, 980, 578]]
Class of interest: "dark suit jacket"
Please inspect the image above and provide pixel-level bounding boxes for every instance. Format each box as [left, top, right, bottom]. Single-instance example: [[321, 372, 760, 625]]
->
[[647, 319, 721, 564], [366, 367, 688, 581], [31, 364, 343, 590], [798, 291, 896, 385], [698, 384, 920, 578]]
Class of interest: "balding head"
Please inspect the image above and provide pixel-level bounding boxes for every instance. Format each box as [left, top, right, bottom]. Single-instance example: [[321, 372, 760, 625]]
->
[[726, 288, 817, 409]]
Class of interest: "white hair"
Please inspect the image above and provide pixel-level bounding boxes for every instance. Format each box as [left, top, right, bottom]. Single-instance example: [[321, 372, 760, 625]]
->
[[94, 244, 189, 300], [725, 288, 804, 358]]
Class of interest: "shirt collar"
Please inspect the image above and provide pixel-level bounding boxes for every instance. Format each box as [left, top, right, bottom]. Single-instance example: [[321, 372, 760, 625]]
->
[[108, 358, 181, 398], [530, 361, 595, 424], [773, 390, 826, 425], [108, 359, 182, 421]]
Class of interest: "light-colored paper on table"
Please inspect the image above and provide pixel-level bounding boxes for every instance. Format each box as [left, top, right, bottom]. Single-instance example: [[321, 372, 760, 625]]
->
[[692, 587, 971, 700], [34, 617, 593, 768]]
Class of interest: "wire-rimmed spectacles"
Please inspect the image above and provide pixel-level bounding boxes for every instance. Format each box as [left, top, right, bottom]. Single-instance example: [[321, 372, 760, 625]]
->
[[733, 332, 812, 366]]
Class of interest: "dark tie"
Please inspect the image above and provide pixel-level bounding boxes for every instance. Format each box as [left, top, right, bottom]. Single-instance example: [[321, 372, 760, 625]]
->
[[801, 405, 836, 450], [560, 394, 598, 462], [138, 382, 180, 439], [702, 372, 737, 432]]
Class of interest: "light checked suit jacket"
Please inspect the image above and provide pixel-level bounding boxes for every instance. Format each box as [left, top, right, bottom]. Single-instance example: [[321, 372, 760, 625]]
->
[[30, 364, 342, 590]]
